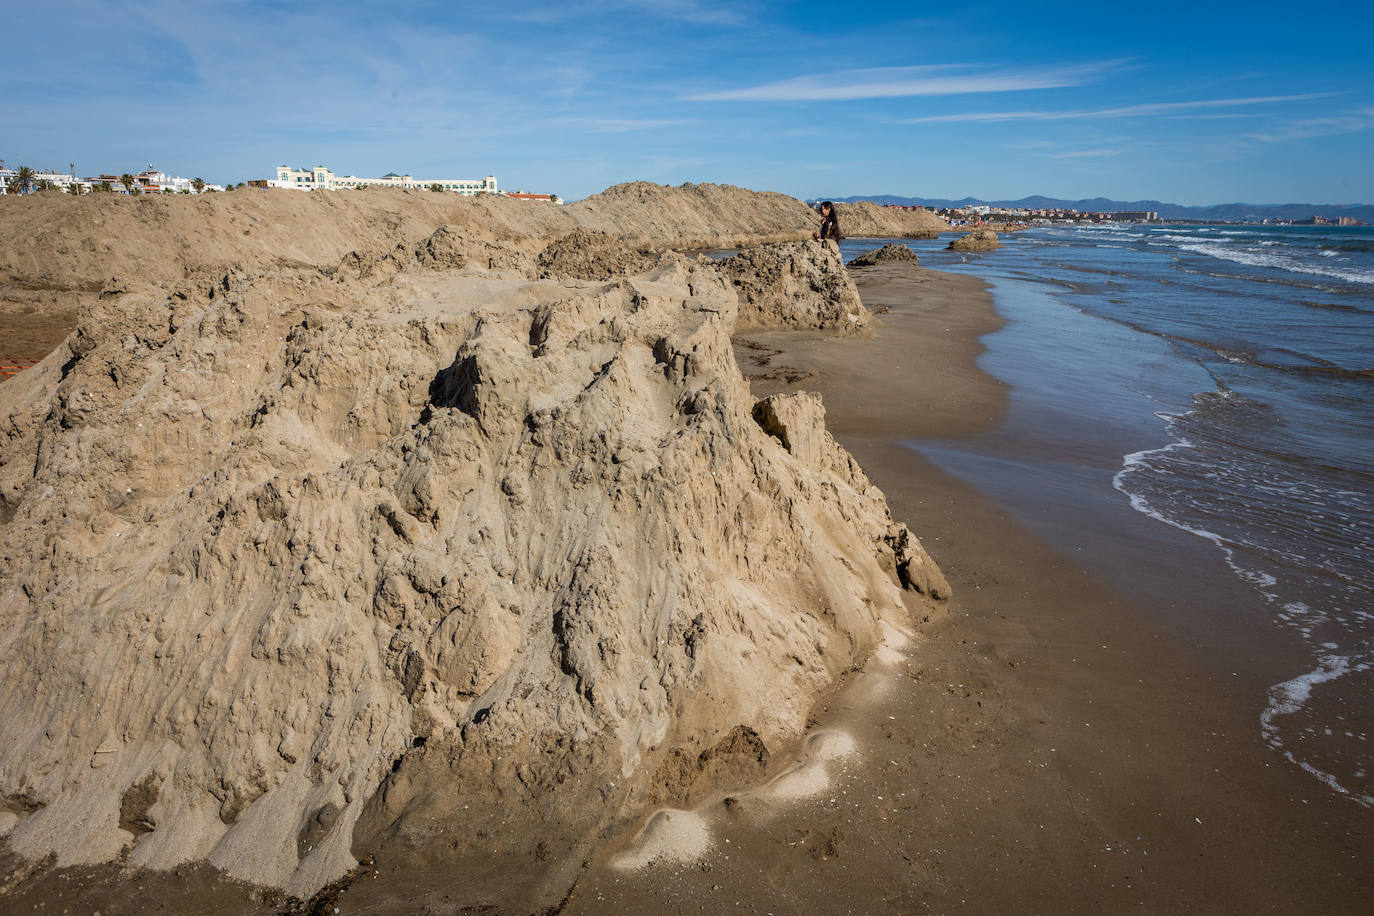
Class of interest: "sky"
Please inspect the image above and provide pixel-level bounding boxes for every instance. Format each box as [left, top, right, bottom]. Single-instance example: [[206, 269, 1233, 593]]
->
[[5, 0, 1373, 204]]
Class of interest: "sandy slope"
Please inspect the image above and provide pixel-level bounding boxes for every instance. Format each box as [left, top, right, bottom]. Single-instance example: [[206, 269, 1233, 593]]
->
[[0, 187, 947, 905]]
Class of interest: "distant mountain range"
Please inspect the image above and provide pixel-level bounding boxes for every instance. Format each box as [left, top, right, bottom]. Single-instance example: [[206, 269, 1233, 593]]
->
[[827, 195, 1374, 223]]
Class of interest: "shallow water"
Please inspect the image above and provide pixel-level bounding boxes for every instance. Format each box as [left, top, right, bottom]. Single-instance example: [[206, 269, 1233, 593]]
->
[[841, 226, 1374, 808]]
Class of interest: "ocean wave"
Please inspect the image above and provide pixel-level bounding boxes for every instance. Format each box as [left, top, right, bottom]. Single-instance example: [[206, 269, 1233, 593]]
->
[[1178, 241, 1374, 285], [1173, 264, 1346, 295]]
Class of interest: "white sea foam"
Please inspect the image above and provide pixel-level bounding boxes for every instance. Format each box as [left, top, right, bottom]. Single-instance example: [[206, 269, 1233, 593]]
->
[[1114, 407, 1372, 808], [1177, 241, 1374, 285], [1260, 655, 1374, 807]]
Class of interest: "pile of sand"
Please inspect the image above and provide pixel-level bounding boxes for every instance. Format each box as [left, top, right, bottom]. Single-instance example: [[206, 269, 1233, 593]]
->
[[948, 229, 1001, 252], [568, 182, 821, 250], [847, 243, 920, 268], [0, 182, 831, 299], [0, 189, 947, 906], [717, 241, 871, 333], [535, 228, 659, 281], [832, 201, 946, 240]]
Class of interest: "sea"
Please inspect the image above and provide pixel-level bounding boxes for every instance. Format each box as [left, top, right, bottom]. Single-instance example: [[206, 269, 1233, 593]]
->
[[838, 225, 1374, 809]]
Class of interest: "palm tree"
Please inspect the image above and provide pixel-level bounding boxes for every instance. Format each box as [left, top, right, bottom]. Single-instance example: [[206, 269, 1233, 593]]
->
[[12, 166, 35, 195], [428, 183, 445, 192], [119, 173, 136, 195], [192, 177, 205, 193]]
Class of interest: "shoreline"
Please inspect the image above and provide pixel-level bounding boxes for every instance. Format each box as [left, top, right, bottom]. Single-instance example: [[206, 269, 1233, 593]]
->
[[561, 262, 1373, 912]]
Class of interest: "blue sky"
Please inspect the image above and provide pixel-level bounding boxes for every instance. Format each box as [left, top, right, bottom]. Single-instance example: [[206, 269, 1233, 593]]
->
[[5, 1, 1372, 204]]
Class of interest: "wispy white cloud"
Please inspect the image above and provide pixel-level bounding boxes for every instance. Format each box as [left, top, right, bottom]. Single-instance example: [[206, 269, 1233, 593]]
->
[[903, 93, 1330, 123], [685, 61, 1125, 102], [559, 117, 695, 133], [1246, 107, 1374, 142], [1051, 149, 1123, 159]]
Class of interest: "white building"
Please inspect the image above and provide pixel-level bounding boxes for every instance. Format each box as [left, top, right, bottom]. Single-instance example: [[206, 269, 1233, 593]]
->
[[0, 166, 85, 194], [1, 163, 222, 195], [269, 165, 497, 195]]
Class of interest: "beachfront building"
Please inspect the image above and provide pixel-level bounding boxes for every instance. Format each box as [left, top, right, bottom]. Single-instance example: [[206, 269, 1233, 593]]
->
[[270, 165, 498, 195], [0, 165, 86, 194], [1109, 210, 1159, 222], [126, 167, 223, 194], [1, 163, 222, 195]]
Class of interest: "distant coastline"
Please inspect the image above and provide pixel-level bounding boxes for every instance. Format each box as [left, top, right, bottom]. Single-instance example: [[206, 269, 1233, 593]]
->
[[823, 193, 1373, 225]]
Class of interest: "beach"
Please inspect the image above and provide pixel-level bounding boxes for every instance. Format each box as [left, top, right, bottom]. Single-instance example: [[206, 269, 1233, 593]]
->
[[558, 261, 1374, 913], [1, 191, 1370, 913]]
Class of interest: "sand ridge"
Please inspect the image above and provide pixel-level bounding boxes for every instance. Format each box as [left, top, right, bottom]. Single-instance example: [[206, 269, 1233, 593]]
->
[[0, 188, 950, 906]]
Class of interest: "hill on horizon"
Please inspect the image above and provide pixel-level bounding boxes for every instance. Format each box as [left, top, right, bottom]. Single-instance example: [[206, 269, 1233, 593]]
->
[[825, 194, 1374, 223]]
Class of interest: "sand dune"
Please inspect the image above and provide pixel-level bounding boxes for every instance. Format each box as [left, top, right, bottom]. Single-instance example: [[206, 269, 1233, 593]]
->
[[0, 185, 947, 905]]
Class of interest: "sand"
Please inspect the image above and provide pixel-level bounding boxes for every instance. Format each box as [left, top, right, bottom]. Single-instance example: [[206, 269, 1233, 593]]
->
[[2, 208, 1370, 913], [0, 187, 948, 910], [554, 262, 1374, 913]]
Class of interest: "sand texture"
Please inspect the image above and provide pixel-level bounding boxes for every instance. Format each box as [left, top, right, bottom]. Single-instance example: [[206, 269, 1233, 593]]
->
[[846, 242, 920, 268], [831, 201, 946, 240], [717, 240, 871, 333], [948, 228, 1001, 251], [0, 188, 946, 904]]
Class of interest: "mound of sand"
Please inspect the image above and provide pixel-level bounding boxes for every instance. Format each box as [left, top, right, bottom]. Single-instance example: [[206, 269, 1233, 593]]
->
[[832, 202, 947, 240], [0, 196, 946, 906], [948, 229, 1001, 252], [535, 228, 659, 281], [847, 243, 920, 268], [568, 182, 819, 250], [717, 241, 871, 333], [0, 182, 830, 301]]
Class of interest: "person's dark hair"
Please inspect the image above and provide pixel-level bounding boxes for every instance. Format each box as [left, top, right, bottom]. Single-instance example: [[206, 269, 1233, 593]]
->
[[818, 201, 842, 240]]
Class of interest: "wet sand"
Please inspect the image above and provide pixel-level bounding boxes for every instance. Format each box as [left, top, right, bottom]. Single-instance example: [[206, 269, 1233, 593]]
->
[[559, 263, 1374, 913]]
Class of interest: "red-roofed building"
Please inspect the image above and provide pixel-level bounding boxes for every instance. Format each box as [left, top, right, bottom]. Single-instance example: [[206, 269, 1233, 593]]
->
[[505, 192, 562, 204]]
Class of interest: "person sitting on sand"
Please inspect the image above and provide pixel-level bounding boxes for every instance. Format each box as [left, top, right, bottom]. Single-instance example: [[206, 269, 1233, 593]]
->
[[813, 201, 842, 242]]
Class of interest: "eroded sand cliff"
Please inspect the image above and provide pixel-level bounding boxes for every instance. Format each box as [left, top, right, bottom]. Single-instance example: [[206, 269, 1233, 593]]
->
[[0, 185, 946, 905]]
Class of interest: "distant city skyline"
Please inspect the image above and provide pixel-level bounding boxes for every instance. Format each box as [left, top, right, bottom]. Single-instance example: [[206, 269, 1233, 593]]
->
[[5, 1, 1372, 205]]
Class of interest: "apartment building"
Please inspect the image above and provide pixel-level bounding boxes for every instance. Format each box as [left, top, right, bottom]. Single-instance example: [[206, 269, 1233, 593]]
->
[[270, 165, 498, 194]]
